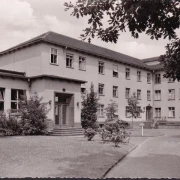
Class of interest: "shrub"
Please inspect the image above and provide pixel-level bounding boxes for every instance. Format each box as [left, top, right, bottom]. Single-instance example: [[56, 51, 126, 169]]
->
[[84, 128, 96, 141]]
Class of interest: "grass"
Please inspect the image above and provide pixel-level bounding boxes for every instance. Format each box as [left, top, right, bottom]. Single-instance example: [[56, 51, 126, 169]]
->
[[0, 134, 141, 178]]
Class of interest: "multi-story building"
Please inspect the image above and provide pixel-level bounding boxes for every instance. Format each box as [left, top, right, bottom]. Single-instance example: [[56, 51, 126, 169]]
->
[[0, 31, 179, 129]]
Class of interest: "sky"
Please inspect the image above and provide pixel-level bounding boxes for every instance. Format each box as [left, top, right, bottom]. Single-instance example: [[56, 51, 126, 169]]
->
[[0, 0, 179, 59]]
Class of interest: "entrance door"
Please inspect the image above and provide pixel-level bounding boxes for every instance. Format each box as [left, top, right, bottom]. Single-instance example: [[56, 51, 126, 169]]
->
[[146, 106, 152, 121], [55, 104, 67, 126]]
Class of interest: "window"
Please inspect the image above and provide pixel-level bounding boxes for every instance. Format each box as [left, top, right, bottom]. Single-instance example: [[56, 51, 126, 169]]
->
[[113, 86, 118, 97], [155, 108, 161, 117], [155, 90, 161, 100], [125, 68, 130, 79], [168, 89, 175, 100], [99, 61, 104, 74], [98, 84, 104, 95], [125, 106, 131, 117], [137, 71, 141, 82], [155, 73, 161, 84], [147, 90, 151, 101], [137, 89, 141, 100], [113, 64, 118, 77], [168, 107, 175, 118], [98, 104, 104, 116], [0, 88, 5, 111], [66, 53, 74, 68], [50, 48, 58, 64], [147, 73, 151, 83], [79, 56, 86, 70], [81, 88, 86, 94], [168, 77, 175, 83], [11, 89, 25, 111], [137, 106, 141, 118], [125, 88, 130, 99]]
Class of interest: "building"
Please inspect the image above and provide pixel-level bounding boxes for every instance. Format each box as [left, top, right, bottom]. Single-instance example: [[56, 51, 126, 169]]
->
[[0, 31, 179, 129]]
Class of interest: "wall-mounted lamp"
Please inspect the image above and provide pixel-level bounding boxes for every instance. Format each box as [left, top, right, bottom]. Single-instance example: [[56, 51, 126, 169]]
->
[[63, 88, 66, 92]]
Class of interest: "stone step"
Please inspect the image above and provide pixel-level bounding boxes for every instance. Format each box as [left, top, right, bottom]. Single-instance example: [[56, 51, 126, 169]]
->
[[51, 127, 84, 136], [51, 132, 84, 136]]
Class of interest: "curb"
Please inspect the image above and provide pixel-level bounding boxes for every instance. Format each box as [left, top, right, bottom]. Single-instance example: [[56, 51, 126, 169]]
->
[[101, 144, 139, 179]]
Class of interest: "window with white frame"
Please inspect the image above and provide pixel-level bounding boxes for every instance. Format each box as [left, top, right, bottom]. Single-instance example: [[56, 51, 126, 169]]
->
[[125, 88, 130, 99], [155, 73, 161, 84], [168, 107, 175, 118], [99, 61, 104, 74], [79, 56, 86, 70], [137, 106, 141, 118], [0, 88, 5, 111], [168, 77, 175, 83], [98, 84, 104, 95], [155, 108, 161, 117], [125, 68, 130, 79], [147, 90, 151, 101], [125, 106, 131, 117], [98, 104, 104, 116], [137, 71, 141, 82], [66, 53, 74, 68], [155, 90, 161, 100], [11, 89, 26, 111], [50, 48, 58, 64], [113, 86, 118, 97], [113, 64, 118, 77], [147, 73, 151, 83], [137, 89, 141, 100], [168, 89, 175, 100]]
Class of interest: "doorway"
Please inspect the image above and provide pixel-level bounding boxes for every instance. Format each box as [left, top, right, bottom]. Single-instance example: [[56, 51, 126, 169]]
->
[[146, 105, 152, 121]]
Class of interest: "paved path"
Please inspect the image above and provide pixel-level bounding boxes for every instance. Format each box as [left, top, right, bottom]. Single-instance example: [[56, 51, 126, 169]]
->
[[106, 129, 180, 178]]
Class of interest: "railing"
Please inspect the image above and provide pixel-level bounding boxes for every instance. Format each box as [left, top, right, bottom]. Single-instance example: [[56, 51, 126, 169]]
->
[[152, 116, 167, 128]]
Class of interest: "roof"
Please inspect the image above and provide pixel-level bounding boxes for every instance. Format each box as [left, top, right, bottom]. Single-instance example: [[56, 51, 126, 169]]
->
[[0, 69, 26, 79], [143, 56, 160, 63], [0, 31, 152, 71], [148, 64, 164, 71]]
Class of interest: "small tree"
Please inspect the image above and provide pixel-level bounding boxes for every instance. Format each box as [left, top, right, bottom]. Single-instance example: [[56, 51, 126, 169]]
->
[[127, 93, 143, 129], [105, 100, 118, 121], [81, 83, 99, 129], [19, 93, 49, 135]]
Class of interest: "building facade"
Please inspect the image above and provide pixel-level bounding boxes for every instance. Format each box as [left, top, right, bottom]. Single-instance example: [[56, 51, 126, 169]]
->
[[0, 31, 179, 129]]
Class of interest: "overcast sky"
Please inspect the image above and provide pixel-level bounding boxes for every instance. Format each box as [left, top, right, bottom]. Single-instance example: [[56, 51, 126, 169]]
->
[[0, 0, 179, 59]]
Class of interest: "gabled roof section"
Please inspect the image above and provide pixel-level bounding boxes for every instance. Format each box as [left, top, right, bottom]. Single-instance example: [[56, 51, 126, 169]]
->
[[0, 31, 151, 70], [0, 69, 26, 79], [143, 56, 160, 63]]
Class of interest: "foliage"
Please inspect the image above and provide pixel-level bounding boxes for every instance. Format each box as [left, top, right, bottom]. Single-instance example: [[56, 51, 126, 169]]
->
[[64, 0, 180, 81], [19, 93, 49, 135], [127, 93, 143, 128], [84, 128, 97, 141], [105, 100, 118, 121], [81, 83, 99, 129]]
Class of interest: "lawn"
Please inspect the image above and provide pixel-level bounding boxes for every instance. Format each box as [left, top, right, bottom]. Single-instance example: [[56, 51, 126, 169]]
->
[[0, 134, 146, 178]]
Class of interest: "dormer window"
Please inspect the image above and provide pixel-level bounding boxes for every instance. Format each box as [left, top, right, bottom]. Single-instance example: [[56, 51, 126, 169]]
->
[[50, 48, 58, 65]]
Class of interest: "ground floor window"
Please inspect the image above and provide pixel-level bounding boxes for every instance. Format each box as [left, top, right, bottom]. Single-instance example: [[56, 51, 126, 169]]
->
[[168, 107, 175, 118], [125, 106, 131, 117], [155, 108, 161, 117], [98, 104, 104, 117], [0, 88, 5, 111]]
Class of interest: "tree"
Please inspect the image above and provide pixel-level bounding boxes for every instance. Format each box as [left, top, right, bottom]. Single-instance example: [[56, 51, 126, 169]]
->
[[64, 0, 180, 80], [105, 100, 118, 121], [19, 93, 49, 135], [127, 93, 143, 129], [81, 83, 99, 129]]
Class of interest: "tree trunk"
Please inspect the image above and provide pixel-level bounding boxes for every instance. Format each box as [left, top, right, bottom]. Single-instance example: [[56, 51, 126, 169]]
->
[[131, 116, 133, 130]]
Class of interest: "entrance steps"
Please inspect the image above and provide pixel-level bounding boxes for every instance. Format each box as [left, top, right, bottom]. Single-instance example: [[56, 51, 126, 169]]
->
[[158, 121, 180, 129], [51, 127, 84, 136]]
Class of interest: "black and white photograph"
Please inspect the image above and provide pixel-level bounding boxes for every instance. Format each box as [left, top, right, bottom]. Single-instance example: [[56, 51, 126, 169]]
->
[[0, 0, 180, 178]]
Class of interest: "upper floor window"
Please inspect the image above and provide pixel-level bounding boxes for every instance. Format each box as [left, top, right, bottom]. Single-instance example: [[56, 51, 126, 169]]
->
[[125, 88, 130, 99], [125, 68, 130, 79], [51, 48, 58, 64], [168, 77, 175, 83], [147, 90, 151, 101], [99, 61, 104, 74], [113, 86, 118, 97], [155, 73, 161, 84], [0, 88, 5, 111], [113, 64, 118, 77], [11, 89, 26, 111], [98, 104, 104, 117], [168, 107, 175, 118], [137, 89, 141, 100], [98, 84, 104, 95], [155, 90, 161, 100], [147, 73, 151, 83], [168, 89, 175, 100], [137, 71, 141, 82], [155, 108, 161, 117], [79, 56, 86, 71], [66, 53, 74, 68]]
